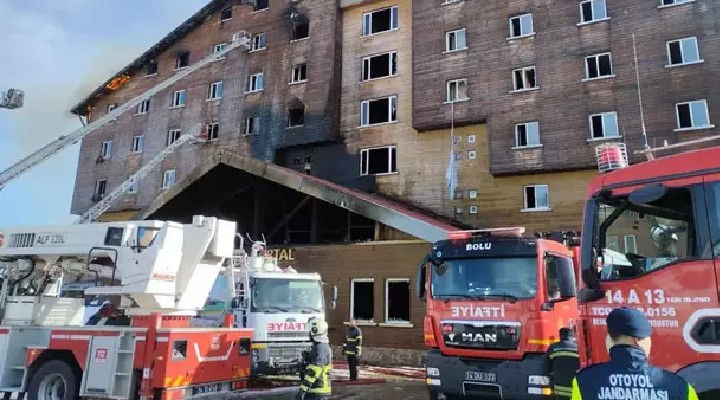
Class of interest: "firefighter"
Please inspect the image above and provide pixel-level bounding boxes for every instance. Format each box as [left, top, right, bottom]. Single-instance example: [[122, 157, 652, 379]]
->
[[546, 327, 580, 399], [342, 318, 362, 381], [296, 317, 332, 400], [571, 307, 699, 400]]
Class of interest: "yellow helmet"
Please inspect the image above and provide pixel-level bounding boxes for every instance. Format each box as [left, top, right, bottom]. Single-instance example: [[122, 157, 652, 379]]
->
[[308, 317, 329, 337]]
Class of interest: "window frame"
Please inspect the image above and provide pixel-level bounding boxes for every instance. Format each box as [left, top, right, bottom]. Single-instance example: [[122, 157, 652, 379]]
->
[[95, 179, 108, 196], [135, 99, 150, 115], [360, 145, 397, 176], [624, 234, 638, 253], [220, 6, 232, 21], [251, 33, 266, 51], [253, 0, 269, 11], [244, 116, 260, 136], [446, 78, 469, 103], [588, 111, 620, 139], [131, 135, 144, 154], [445, 28, 468, 52], [511, 66, 538, 91], [666, 37, 702, 66], [171, 90, 186, 108], [675, 100, 712, 130], [361, 51, 398, 82], [362, 6, 400, 37], [579, 0, 608, 23], [174, 51, 190, 70], [100, 141, 113, 159], [162, 169, 176, 189], [212, 43, 227, 57], [167, 129, 181, 146], [206, 122, 220, 141], [508, 13, 534, 38], [523, 184, 550, 211], [127, 175, 138, 194], [208, 81, 223, 100], [291, 64, 307, 83], [514, 121, 541, 148], [360, 95, 398, 127], [384, 278, 411, 324], [350, 278, 375, 322], [247, 72, 265, 93], [584, 52, 614, 80]]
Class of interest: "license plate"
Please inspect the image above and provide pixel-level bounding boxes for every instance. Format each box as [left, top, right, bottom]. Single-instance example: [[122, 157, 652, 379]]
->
[[192, 383, 223, 395], [465, 371, 496, 382]]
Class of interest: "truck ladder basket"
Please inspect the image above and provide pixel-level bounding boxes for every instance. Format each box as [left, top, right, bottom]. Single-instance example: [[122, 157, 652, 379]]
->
[[0, 31, 251, 191], [75, 124, 204, 224]]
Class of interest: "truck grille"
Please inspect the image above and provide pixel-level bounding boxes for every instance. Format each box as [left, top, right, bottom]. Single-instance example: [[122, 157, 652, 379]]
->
[[267, 331, 308, 339], [442, 321, 520, 350]]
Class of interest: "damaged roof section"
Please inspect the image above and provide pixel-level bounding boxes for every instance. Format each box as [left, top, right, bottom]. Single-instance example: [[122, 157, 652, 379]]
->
[[137, 149, 463, 243]]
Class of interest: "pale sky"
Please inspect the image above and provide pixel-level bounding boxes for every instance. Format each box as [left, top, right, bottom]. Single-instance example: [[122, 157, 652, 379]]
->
[[0, 0, 209, 226]]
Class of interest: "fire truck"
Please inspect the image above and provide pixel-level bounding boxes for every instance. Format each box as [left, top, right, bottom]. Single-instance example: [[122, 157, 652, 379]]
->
[[0, 215, 254, 400], [417, 227, 579, 400]]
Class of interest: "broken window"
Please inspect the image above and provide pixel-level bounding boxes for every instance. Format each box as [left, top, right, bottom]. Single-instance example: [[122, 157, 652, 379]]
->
[[360, 96, 397, 126], [362, 52, 398, 81], [131, 135, 144, 153], [662, 0, 692, 5], [162, 170, 176, 189], [95, 179, 108, 197], [512, 66, 537, 91], [100, 141, 112, 159], [288, 105, 305, 127], [580, 0, 607, 23], [167, 129, 181, 146], [509, 13, 534, 38], [171, 90, 186, 107], [220, 6, 232, 21], [136, 99, 150, 115], [245, 116, 260, 135], [676, 100, 711, 129], [515, 122, 540, 147], [251, 33, 266, 51], [360, 146, 397, 176], [524, 184, 549, 210], [175, 51, 190, 69], [446, 28, 467, 52], [385, 279, 410, 323], [589, 112, 619, 138], [254, 0, 269, 11], [247, 73, 264, 92], [208, 81, 223, 100], [585, 53, 613, 79], [146, 60, 158, 75], [172, 340, 188, 360], [446, 78, 468, 102], [667, 37, 701, 65], [362, 6, 399, 36], [351, 279, 374, 321], [206, 122, 220, 141], [291, 64, 307, 83], [292, 23, 310, 40]]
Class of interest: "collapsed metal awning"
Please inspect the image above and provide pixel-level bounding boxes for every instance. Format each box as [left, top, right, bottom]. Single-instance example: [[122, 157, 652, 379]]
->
[[136, 149, 460, 242]]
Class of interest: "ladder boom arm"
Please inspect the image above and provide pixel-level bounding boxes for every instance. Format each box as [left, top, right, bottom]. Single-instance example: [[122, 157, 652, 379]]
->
[[0, 32, 250, 190]]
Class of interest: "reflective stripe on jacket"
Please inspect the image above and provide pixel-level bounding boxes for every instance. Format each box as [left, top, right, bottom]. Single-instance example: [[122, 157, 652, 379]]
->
[[546, 339, 580, 398], [344, 326, 362, 356], [570, 345, 699, 400], [300, 341, 332, 395]]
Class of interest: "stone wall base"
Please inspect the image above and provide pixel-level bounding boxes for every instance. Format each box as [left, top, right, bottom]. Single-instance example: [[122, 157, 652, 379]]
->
[[331, 346, 426, 368]]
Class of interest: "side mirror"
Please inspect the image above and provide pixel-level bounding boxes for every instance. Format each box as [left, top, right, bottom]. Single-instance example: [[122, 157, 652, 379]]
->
[[416, 263, 426, 301], [331, 285, 337, 310], [557, 257, 577, 299]]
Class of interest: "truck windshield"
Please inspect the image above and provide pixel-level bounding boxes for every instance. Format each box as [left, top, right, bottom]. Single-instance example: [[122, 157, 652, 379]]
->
[[431, 258, 537, 300], [252, 278, 324, 313]]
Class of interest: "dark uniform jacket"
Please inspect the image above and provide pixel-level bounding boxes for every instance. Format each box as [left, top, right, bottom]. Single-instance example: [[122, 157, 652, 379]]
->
[[571, 345, 699, 400], [300, 340, 332, 397], [343, 326, 363, 356], [546, 338, 580, 398]]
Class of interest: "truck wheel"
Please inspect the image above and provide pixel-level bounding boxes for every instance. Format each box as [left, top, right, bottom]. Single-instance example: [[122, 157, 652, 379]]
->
[[27, 360, 79, 400]]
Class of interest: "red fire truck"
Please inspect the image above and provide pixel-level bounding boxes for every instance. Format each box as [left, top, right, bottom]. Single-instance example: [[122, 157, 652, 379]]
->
[[417, 227, 580, 400]]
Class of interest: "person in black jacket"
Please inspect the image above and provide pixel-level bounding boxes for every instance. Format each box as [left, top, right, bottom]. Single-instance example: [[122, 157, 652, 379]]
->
[[342, 319, 362, 381], [296, 318, 332, 400], [546, 327, 580, 399]]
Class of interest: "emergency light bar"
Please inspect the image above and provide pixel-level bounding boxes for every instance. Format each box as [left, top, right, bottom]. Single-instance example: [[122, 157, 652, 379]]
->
[[595, 142, 628, 173], [447, 227, 526, 240]]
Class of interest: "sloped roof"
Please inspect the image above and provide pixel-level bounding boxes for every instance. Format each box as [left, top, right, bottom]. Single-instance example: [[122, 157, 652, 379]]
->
[[135, 149, 462, 242], [71, 0, 228, 116]]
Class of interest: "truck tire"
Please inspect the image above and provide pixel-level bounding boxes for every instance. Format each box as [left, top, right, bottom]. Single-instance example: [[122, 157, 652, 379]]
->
[[26, 360, 80, 400]]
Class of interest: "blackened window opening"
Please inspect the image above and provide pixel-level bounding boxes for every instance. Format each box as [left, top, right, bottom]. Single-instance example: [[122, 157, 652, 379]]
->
[[292, 23, 310, 40]]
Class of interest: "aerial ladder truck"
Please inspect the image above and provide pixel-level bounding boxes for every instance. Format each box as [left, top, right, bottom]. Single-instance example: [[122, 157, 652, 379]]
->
[[0, 214, 254, 400], [0, 31, 252, 195]]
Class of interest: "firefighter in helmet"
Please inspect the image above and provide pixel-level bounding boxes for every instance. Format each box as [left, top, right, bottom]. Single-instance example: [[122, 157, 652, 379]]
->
[[296, 317, 332, 400]]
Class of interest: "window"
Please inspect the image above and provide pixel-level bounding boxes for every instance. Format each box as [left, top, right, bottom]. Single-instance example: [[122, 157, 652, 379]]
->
[[580, 0, 607, 23], [175, 51, 190, 69], [624, 235, 637, 254], [523, 184, 550, 210], [676, 100, 712, 130], [292, 23, 310, 40], [446, 78, 468, 102], [350, 278, 374, 322], [107, 103, 117, 114], [468, 189, 478, 199], [253, 0, 269, 11], [362, 6, 399, 36], [467, 134, 476, 143], [468, 150, 476, 160], [220, 6, 232, 21], [131, 135, 144, 153], [208, 81, 223, 100], [509, 13, 534, 38], [585, 52, 613, 79], [360, 96, 397, 126], [385, 279, 410, 324], [661, 0, 693, 5], [288, 105, 305, 128], [206, 122, 219, 141], [127, 175, 138, 194], [515, 122, 540, 147], [512, 66, 537, 91], [136, 99, 150, 115], [162, 170, 176, 189], [291, 64, 307, 83], [606, 235, 620, 252], [247, 73, 264, 92], [95, 179, 108, 197], [147, 60, 158, 76], [589, 112, 620, 139], [251, 33, 266, 51], [245, 116, 260, 135], [212, 43, 227, 56], [172, 90, 186, 108], [446, 28, 467, 52], [167, 129, 181, 146], [360, 146, 397, 176], [667, 37, 701, 66], [362, 51, 398, 81], [100, 141, 112, 159], [469, 205, 478, 214]]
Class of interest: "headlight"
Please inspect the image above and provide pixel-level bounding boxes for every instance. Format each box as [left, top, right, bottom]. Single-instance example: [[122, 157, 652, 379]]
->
[[253, 355, 259, 362], [426, 367, 440, 376], [528, 375, 550, 386], [252, 349, 258, 356]]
